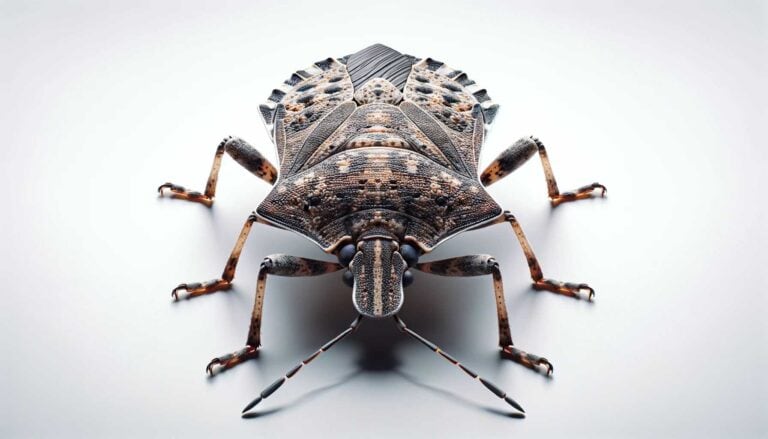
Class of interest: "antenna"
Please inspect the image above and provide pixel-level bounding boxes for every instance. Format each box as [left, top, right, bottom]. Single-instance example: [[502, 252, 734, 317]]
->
[[242, 315, 363, 414], [394, 315, 525, 413]]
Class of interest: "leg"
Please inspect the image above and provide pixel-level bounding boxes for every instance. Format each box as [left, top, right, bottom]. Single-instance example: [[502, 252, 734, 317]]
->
[[158, 136, 278, 206], [172, 211, 275, 300], [206, 254, 343, 374], [481, 211, 595, 300], [480, 136, 606, 206], [413, 255, 553, 375]]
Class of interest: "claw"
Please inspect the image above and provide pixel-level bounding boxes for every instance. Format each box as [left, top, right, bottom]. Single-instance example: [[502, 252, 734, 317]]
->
[[171, 283, 189, 300], [538, 358, 554, 376], [502, 346, 554, 376], [171, 279, 230, 301], [580, 284, 595, 301], [206, 346, 257, 375], [158, 182, 182, 196], [550, 182, 607, 206], [534, 279, 595, 301], [157, 182, 213, 206], [569, 283, 595, 301], [206, 358, 222, 375]]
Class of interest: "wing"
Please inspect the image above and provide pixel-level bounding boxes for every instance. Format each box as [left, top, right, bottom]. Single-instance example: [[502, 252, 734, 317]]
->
[[401, 57, 499, 177], [258, 45, 500, 181], [259, 57, 357, 176]]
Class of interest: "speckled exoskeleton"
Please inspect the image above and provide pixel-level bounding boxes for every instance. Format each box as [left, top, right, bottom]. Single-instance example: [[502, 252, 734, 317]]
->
[[159, 44, 606, 416]]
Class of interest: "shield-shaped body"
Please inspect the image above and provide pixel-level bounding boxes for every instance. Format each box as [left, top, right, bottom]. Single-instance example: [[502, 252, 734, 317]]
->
[[256, 44, 503, 317]]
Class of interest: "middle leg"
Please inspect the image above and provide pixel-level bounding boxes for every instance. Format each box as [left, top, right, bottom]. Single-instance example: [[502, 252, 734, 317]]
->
[[171, 211, 274, 300], [414, 255, 553, 375]]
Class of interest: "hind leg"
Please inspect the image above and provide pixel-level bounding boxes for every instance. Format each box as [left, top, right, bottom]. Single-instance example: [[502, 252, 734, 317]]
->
[[158, 136, 277, 206], [480, 136, 606, 206], [414, 255, 553, 375]]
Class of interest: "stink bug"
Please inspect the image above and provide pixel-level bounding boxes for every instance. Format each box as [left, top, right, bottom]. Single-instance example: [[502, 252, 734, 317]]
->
[[158, 44, 606, 416]]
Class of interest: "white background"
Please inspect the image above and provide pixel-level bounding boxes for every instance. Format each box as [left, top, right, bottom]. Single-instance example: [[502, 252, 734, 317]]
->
[[1, 1, 766, 437]]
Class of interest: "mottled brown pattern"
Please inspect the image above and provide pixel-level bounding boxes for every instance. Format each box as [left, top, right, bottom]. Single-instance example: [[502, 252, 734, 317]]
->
[[480, 137, 538, 186], [256, 148, 501, 251], [253, 46, 505, 256], [415, 254, 496, 277], [261, 254, 342, 277], [264, 59, 355, 172], [226, 137, 278, 184], [402, 61, 486, 174], [353, 78, 403, 105], [404, 62, 477, 134], [300, 103, 456, 172]]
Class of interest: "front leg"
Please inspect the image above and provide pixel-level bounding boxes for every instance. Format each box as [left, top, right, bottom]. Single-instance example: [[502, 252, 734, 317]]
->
[[158, 136, 277, 206], [480, 136, 606, 206], [414, 255, 553, 375], [206, 254, 343, 375]]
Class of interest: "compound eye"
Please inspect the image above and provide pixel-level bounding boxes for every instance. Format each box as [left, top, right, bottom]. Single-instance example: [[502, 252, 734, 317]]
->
[[338, 244, 356, 267], [342, 270, 354, 287], [402, 269, 414, 287], [399, 244, 420, 267]]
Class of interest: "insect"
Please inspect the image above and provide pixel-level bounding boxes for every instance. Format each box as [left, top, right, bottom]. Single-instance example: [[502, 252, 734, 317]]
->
[[158, 44, 606, 416]]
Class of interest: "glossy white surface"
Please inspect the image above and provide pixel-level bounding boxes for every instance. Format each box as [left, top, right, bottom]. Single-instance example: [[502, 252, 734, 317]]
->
[[1, 1, 766, 437]]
